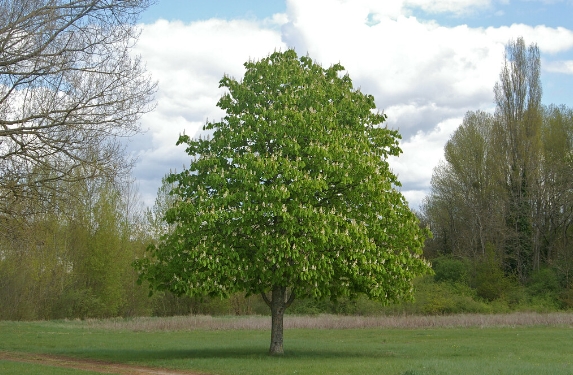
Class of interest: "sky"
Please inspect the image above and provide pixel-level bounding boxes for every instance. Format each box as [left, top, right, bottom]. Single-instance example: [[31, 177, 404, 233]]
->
[[131, 0, 573, 210]]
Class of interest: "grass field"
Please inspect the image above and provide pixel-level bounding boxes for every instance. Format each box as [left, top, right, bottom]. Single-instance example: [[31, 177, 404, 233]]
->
[[0, 313, 572, 375]]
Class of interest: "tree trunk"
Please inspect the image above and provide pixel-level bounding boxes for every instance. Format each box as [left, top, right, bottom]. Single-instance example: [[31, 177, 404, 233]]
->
[[262, 286, 295, 356]]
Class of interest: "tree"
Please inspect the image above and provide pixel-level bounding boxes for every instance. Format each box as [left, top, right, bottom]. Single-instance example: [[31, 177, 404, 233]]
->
[[135, 50, 432, 355], [537, 105, 573, 283], [494, 37, 542, 280], [422, 111, 506, 259], [0, 0, 156, 216]]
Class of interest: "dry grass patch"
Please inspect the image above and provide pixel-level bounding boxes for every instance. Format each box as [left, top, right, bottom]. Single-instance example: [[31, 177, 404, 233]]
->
[[75, 312, 573, 332]]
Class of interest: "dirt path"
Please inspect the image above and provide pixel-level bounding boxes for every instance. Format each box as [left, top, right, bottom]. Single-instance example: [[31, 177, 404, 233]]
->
[[0, 351, 207, 375]]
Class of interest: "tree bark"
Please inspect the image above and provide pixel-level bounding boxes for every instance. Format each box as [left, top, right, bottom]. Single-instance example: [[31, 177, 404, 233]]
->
[[262, 286, 295, 356]]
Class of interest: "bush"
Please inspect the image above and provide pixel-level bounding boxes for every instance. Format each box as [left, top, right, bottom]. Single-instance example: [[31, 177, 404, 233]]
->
[[52, 289, 107, 319], [288, 297, 364, 315], [471, 247, 516, 301], [378, 276, 491, 315], [413, 277, 491, 314], [559, 288, 573, 309], [528, 268, 561, 296], [433, 257, 469, 284]]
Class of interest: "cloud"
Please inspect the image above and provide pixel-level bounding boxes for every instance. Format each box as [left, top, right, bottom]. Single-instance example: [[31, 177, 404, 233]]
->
[[404, 0, 494, 15], [284, 0, 496, 21], [390, 117, 463, 208], [485, 25, 573, 54], [544, 60, 573, 74], [281, 1, 506, 110]]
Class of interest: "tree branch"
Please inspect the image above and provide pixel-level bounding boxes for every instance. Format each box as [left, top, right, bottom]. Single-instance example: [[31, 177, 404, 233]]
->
[[261, 291, 271, 308]]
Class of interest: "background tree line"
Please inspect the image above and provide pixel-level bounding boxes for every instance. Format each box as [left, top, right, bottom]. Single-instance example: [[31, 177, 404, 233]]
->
[[421, 37, 573, 307]]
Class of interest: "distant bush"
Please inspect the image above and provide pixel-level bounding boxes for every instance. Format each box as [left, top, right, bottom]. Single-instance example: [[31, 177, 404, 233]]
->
[[559, 288, 573, 309], [401, 276, 491, 315], [288, 298, 332, 315], [433, 256, 469, 284], [528, 268, 561, 296], [470, 247, 516, 301]]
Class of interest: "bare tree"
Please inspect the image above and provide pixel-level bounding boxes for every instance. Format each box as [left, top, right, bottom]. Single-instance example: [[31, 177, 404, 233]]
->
[[0, 0, 156, 215]]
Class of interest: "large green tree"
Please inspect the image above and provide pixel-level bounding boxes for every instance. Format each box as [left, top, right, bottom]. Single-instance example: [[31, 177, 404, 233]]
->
[[135, 50, 431, 355]]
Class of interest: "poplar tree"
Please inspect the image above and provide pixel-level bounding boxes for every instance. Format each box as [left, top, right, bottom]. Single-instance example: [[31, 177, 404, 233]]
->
[[494, 37, 542, 279]]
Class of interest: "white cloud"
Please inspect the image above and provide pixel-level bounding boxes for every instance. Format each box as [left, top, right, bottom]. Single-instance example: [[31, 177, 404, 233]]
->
[[485, 25, 573, 54], [402, 190, 431, 210], [404, 0, 493, 15], [544, 60, 573, 74], [390, 117, 463, 207], [284, 0, 496, 21]]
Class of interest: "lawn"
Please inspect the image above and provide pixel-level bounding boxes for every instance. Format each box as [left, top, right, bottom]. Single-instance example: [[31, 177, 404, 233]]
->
[[0, 314, 572, 375], [0, 361, 104, 375]]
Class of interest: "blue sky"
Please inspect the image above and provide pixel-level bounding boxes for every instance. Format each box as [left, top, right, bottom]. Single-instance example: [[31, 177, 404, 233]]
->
[[140, 0, 572, 29], [131, 0, 573, 208], [140, 0, 286, 23]]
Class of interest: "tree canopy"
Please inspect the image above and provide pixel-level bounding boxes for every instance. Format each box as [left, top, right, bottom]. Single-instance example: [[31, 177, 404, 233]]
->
[[135, 50, 431, 354]]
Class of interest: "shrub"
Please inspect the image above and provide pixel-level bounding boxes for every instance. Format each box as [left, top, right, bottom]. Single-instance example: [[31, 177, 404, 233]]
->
[[528, 268, 561, 296], [378, 276, 490, 315], [432, 256, 469, 284], [559, 288, 573, 309], [471, 246, 516, 301], [288, 298, 326, 315], [415, 277, 491, 314]]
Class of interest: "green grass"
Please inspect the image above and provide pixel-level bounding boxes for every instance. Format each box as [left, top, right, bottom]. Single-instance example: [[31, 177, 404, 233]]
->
[[0, 361, 103, 375], [0, 318, 572, 375]]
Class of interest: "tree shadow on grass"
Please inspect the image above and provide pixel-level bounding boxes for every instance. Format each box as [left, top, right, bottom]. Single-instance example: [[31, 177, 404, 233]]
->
[[65, 346, 397, 363]]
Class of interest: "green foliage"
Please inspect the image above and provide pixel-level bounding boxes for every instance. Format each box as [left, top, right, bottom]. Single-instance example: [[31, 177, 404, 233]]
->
[[471, 246, 515, 301], [528, 268, 561, 296], [378, 276, 491, 315], [559, 288, 573, 309], [288, 298, 334, 315], [136, 49, 431, 306], [51, 289, 106, 320], [151, 291, 269, 316], [0, 179, 155, 320], [432, 256, 469, 284], [414, 277, 490, 315]]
